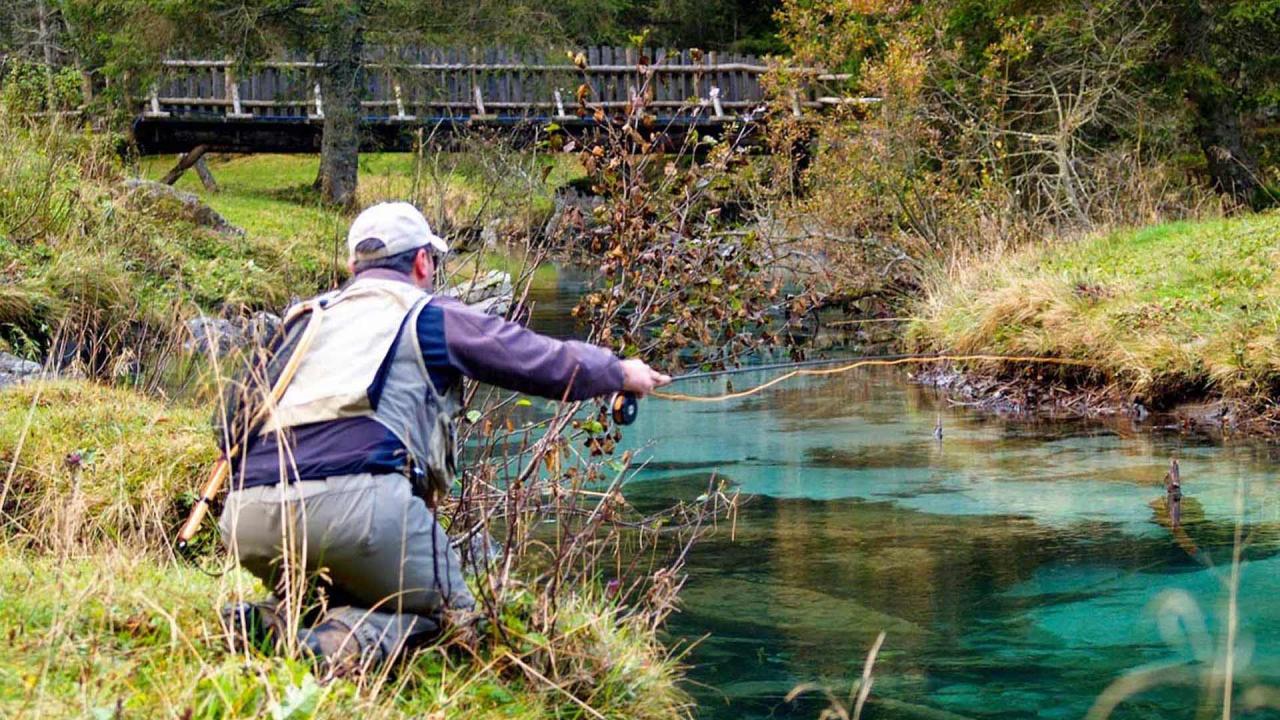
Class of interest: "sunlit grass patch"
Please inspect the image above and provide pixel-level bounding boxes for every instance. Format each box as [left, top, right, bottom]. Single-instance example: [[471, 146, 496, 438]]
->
[[136, 151, 584, 242], [909, 212, 1280, 405]]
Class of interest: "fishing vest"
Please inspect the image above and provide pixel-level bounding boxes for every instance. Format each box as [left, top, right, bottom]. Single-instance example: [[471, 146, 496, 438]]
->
[[262, 276, 461, 494]]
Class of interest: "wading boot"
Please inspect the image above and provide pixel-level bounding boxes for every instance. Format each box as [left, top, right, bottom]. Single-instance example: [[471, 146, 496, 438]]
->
[[220, 601, 286, 653], [298, 618, 384, 677]]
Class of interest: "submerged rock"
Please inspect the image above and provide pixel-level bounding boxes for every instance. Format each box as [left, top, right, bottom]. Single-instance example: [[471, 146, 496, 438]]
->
[[122, 179, 245, 236], [0, 352, 41, 389]]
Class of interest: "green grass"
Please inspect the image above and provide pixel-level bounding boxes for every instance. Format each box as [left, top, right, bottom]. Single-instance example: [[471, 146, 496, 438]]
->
[[0, 111, 579, 363], [0, 380, 690, 720], [0, 380, 214, 552], [0, 551, 689, 720], [135, 151, 584, 246], [908, 212, 1280, 405]]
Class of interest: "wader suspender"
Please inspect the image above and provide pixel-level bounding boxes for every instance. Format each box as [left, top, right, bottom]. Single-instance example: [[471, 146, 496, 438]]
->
[[175, 300, 327, 550]]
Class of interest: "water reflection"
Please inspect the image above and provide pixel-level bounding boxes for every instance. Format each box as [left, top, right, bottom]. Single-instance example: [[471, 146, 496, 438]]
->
[[623, 368, 1280, 719]]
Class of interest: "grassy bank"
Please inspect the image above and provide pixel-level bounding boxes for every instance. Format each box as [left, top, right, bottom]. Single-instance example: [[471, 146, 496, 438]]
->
[[0, 379, 690, 720], [0, 115, 685, 719], [134, 150, 584, 248], [1, 549, 688, 719], [909, 212, 1280, 408], [0, 113, 577, 361]]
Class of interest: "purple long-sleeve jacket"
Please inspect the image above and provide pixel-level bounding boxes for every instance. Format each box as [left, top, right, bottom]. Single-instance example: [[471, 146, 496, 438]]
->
[[235, 270, 623, 487]]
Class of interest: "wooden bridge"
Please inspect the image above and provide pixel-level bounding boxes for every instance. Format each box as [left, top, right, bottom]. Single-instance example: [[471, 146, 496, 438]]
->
[[132, 46, 866, 154]]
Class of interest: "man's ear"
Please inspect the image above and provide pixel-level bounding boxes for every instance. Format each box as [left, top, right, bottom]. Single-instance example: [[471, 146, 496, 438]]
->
[[413, 247, 435, 285], [347, 258, 356, 274]]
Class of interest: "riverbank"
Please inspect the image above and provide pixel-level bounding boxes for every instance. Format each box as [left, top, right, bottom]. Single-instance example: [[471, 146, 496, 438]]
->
[[908, 212, 1280, 434], [0, 117, 689, 719]]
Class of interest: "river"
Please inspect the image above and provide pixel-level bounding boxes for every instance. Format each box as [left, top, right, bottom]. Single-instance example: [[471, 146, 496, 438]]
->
[[622, 369, 1280, 720], [527, 276, 1280, 720]]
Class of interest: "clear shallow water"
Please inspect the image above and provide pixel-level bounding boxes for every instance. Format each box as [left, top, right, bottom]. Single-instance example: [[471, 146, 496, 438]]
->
[[619, 368, 1280, 720]]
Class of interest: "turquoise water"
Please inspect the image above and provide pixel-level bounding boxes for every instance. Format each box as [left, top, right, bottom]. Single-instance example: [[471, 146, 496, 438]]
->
[[621, 368, 1280, 719]]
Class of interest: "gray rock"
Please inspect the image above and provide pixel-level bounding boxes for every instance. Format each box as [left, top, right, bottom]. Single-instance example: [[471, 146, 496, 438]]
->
[[465, 294, 511, 317], [123, 179, 245, 236], [0, 351, 42, 389], [443, 270, 513, 310], [184, 316, 243, 356], [244, 311, 283, 345], [183, 311, 284, 356]]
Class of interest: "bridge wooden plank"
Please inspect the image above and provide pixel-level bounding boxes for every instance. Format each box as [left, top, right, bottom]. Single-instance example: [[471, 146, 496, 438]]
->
[[586, 46, 597, 105], [144, 45, 864, 127]]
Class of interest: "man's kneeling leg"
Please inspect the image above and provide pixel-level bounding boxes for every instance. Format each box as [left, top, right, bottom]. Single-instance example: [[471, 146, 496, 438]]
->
[[299, 606, 441, 675]]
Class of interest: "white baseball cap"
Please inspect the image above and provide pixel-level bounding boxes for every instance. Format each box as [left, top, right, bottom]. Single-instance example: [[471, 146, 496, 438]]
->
[[347, 202, 449, 262]]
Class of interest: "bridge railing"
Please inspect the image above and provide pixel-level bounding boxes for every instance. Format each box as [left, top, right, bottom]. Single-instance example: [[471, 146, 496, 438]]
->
[[143, 46, 860, 123]]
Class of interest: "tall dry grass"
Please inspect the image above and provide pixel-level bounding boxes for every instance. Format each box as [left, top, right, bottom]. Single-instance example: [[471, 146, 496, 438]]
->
[[0, 110, 734, 718]]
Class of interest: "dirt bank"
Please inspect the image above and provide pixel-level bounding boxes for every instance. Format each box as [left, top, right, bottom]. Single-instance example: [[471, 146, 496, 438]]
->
[[911, 365, 1280, 439]]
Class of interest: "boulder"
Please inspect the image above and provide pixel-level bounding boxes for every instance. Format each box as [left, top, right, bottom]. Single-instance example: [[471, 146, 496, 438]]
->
[[0, 351, 42, 389], [122, 179, 245, 236], [183, 311, 283, 356], [443, 269, 512, 304], [465, 294, 511, 317], [184, 316, 243, 356]]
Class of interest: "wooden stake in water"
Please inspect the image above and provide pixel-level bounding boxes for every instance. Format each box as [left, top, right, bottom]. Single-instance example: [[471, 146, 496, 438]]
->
[[1164, 458, 1182, 529]]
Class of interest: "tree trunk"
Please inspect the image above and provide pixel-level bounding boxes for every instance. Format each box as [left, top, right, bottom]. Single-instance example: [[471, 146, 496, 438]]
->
[[1193, 96, 1260, 206], [38, 1, 55, 66], [315, 22, 365, 209], [1181, 2, 1261, 206]]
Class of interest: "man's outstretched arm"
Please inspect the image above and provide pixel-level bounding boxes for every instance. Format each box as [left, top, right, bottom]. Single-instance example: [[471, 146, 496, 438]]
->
[[422, 297, 668, 401]]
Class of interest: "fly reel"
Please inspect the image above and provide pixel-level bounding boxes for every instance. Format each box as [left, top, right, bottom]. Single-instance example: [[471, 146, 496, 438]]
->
[[609, 392, 638, 425]]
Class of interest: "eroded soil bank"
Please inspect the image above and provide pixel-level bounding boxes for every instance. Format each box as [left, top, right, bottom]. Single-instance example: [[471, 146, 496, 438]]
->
[[911, 365, 1280, 439]]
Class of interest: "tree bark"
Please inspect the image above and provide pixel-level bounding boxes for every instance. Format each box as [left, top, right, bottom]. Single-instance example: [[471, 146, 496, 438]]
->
[[1180, 2, 1261, 206], [194, 156, 219, 193], [37, 1, 55, 66], [314, 21, 365, 209], [1192, 95, 1260, 205]]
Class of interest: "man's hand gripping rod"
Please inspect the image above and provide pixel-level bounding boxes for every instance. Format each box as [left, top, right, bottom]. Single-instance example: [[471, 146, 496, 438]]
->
[[175, 301, 326, 551]]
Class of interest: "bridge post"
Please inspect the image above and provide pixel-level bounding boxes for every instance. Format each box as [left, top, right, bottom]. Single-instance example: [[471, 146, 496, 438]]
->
[[554, 89, 570, 120], [145, 86, 169, 118], [225, 63, 251, 119], [394, 83, 412, 121], [311, 82, 324, 120], [710, 86, 724, 119]]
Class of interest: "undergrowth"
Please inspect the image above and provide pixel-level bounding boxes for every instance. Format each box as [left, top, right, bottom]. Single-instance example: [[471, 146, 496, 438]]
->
[[0, 112, 337, 360], [0, 112, 691, 719], [0, 552, 689, 719], [909, 212, 1280, 408], [0, 375, 694, 719]]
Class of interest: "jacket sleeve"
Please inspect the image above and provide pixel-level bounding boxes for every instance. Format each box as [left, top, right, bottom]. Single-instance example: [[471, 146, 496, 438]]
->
[[433, 297, 625, 401]]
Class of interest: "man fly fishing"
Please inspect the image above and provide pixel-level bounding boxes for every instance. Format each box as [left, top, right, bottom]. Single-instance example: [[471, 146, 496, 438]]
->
[[213, 202, 669, 671]]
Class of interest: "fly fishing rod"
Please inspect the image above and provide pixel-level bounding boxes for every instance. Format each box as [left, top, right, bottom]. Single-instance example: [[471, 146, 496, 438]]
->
[[607, 352, 1095, 425]]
